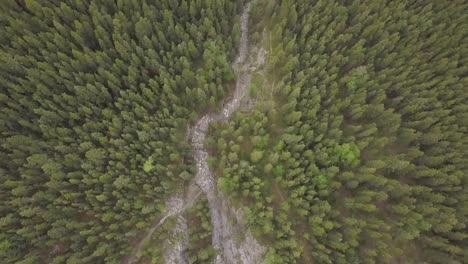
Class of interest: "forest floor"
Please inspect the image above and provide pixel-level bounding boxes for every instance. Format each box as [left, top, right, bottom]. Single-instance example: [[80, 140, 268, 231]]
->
[[127, 2, 267, 264]]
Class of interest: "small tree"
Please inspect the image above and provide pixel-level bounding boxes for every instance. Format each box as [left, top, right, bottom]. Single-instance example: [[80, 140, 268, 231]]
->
[[143, 156, 154, 172], [218, 177, 236, 194], [249, 83, 258, 97], [250, 150, 264, 163], [332, 143, 360, 167]]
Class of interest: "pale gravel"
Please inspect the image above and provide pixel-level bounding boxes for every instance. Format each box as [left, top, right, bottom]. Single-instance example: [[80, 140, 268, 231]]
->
[[127, 2, 266, 263], [190, 3, 266, 264]]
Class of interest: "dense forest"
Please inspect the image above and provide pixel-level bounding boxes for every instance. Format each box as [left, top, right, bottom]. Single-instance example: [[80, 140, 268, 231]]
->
[[0, 0, 241, 263], [209, 0, 467, 263], [1, 0, 467, 264]]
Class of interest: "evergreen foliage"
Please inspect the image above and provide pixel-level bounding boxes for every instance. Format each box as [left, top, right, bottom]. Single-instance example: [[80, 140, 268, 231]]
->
[[0, 0, 240, 262], [208, 0, 468, 263], [1, 0, 467, 263]]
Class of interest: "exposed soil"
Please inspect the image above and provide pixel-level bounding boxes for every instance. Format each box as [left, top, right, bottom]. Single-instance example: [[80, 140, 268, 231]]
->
[[126, 3, 266, 263]]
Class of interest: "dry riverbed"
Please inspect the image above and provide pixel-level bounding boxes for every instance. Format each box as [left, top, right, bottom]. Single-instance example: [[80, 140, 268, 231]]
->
[[127, 3, 266, 263]]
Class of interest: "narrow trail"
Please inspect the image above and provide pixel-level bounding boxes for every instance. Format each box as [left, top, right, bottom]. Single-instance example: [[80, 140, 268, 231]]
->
[[164, 215, 189, 264], [126, 3, 265, 263], [126, 196, 186, 264]]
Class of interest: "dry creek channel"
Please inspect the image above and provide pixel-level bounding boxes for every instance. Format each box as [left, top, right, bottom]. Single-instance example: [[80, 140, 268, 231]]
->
[[127, 3, 266, 264]]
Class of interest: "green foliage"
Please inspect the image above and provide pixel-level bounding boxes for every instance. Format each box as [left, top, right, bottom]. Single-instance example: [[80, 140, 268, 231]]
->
[[264, 249, 283, 264], [1, 0, 467, 263], [346, 80, 357, 92], [0, 239, 11, 258], [208, 1, 468, 263], [186, 198, 215, 264], [143, 157, 155, 173], [0, 0, 239, 262], [218, 177, 236, 194], [249, 83, 258, 97], [250, 150, 264, 163], [313, 174, 329, 190], [332, 143, 360, 167]]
